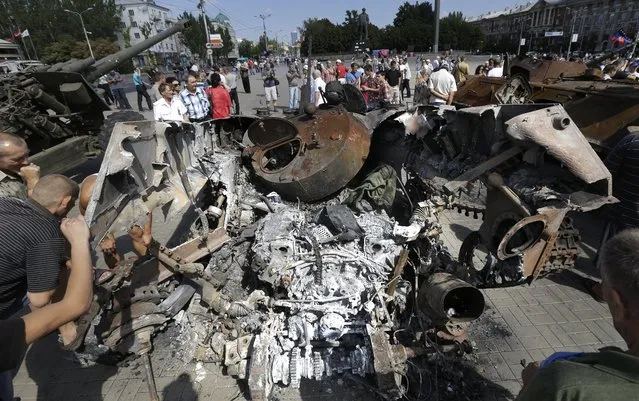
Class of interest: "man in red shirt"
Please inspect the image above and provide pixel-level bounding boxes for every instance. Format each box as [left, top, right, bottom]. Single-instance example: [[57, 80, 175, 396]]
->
[[206, 73, 232, 119], [336, 59, 348, 83]]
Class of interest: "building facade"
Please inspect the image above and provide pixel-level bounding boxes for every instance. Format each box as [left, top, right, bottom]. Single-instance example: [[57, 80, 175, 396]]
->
[[210, 13, 239, 59], [115, 0, 185, 69], [469, 0, 639, 54]]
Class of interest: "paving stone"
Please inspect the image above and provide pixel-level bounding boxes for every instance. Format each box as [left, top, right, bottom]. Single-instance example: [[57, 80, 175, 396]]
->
[[573, 308, 601, 321], [527, 312, 556, 325], [548, 325, 577, 347], [541, 304, 568, 324], [568, 332, 601, 346], [488, 353, 517, 381], [519, 335, 552, 350], [560, 322, 589, 334], [508, 325, 540, 339], [553, 303, 581, 323], [500, 350, 532, 365]]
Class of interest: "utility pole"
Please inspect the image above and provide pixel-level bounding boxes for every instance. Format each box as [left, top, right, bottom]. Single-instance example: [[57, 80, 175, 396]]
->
[[255, 13, 271, 54], [198, 0, 213, 66], [433, 0, 440, 53], [64, 7, 94, 59], [567, 9, 577, 57]]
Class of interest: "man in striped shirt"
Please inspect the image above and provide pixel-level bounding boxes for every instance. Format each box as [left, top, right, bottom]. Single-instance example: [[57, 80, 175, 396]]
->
[[0, 175, 80, 400], [179, 75, 211, 122]]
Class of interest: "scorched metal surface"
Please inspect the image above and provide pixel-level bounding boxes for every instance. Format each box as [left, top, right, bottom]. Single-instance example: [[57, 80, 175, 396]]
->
[[249, 107, 371, 202]]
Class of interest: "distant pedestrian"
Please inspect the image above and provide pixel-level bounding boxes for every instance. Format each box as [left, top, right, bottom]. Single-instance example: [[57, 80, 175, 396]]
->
[[487, 60, 504, 78], [454, 56, 470, 84], [399, 59, 412, 99], [149, 72, 165, 103], [312, 70, 326, 107], [224, 68, 240, 114], [262, 63, 278, 111], [109, 70, 131, 109], [428, 62, 457, 105], [323, 61, 336, 83], [385, 60, 402, 104], [98, 74, 115, 105], [345, 63, 362, 88], [206, 73, 232, 119], [240, 62, 251, 93], [336, 59, 348, 84], [133, 67, 153, 112], [286, 64, 302, 112]]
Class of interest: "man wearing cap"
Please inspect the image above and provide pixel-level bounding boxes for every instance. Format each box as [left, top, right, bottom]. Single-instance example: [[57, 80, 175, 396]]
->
[[427, 62, 457, 105], [336, 59, 348, 84]]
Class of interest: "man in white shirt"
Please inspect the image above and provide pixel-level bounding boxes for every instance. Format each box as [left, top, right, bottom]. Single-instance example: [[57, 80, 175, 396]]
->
[[399, 59, 412, 99], [487, 60, 504, 77], [312, 70, 326, 106], [428, 62, 457, 105], [153, 83, 189, 122]]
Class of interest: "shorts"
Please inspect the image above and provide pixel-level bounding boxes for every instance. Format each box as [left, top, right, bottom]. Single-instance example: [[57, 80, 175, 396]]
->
[[265, 86, 278, 101]]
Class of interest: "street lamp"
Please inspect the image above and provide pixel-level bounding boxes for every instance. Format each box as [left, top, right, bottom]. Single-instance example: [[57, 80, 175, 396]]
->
[[64, 7, 95, 59], [255, 13, 271, 53], [565, 7, 578, 57]]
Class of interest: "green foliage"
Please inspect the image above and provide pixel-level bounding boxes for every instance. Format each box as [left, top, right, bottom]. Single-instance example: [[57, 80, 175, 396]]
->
[[238, 40, 255, 57], [179, 12, 207, 60], [42, 37, 120, 63], [0, 0, 122, 59], [296, 1, 480, 54]]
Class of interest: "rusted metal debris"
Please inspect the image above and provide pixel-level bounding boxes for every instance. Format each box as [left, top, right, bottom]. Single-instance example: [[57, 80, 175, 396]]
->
[[75, 97, 615, 399], [454, 57, 639, 151]]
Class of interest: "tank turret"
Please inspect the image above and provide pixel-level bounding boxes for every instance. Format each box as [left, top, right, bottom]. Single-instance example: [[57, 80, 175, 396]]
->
[[0, 20, 190, 174]]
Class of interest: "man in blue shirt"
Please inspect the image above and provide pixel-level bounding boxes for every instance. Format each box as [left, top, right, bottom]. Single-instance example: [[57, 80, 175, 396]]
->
[[345, 63, 362, 88], [179, 75, 210, 122], [133, 67, 153, 112]]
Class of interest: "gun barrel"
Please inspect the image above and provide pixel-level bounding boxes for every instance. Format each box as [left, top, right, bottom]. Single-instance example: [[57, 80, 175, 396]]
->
[[85, 19, 188, 82]]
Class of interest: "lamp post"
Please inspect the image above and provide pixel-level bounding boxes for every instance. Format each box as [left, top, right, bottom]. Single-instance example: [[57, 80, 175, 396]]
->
[[64, 7, 94, 59], [255, 14, 271, 54]]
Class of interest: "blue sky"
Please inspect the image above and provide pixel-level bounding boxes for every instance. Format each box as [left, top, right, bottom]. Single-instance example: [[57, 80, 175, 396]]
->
[[157, 0, 519, 42]]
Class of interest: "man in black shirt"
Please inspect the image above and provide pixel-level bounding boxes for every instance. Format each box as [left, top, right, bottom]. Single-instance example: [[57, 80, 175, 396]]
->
[[385, 60, 402, 104], [0, 174, 79, 401]]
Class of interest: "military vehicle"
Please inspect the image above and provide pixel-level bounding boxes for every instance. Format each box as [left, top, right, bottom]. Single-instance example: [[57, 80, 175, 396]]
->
[[0, 20, 188, 174], [454, 52, 639, 152]]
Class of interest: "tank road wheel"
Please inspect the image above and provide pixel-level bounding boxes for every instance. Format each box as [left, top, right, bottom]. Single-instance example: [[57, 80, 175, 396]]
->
[[99, 111, 145, 150]]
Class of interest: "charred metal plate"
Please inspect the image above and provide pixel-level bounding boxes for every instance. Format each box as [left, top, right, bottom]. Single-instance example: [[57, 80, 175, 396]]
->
[[247, 118, 298, 147], [250, 107, 371, 202]]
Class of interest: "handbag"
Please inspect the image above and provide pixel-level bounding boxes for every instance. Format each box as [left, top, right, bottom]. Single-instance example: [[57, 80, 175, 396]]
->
[[274, 78, 280, 86]]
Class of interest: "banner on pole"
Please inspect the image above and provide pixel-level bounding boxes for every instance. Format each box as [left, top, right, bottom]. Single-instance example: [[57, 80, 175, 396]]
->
[[571, 33, 578, 43], [21, 30, 30, 38], [544, 31, 563, 37], [520, 38, 526, 46]]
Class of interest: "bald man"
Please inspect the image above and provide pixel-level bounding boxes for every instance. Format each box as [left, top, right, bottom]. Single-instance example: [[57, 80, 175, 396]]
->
[[0, 132, 40, 200]]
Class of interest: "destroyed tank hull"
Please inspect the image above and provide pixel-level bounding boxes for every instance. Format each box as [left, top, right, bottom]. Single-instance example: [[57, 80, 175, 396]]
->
[[454, 56, 639, 152], [0, 20, 188, 174]]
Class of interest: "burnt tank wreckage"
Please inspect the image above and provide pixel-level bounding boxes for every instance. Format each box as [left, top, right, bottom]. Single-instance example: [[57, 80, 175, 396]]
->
[[78, 83, 613, 399], [454, 53, 639, 152], [0, 20, 189, 175]]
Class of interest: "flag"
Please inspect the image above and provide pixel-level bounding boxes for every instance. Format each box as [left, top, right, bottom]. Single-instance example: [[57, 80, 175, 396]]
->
[[21, 29, 30, 38], [611, 29, 631, 45]]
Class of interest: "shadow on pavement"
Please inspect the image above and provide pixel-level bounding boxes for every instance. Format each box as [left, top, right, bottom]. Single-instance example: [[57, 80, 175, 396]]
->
[[162, 373, 198, 401], [25, 333, 117, 401]]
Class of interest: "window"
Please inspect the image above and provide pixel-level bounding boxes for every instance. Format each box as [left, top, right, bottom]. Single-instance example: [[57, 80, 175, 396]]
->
[[128, 9, 134, 16], [132, 21, 138, 27], [120, 22, 126, 28], [134, 32, 140, 39], [171, 44, 174, 51]]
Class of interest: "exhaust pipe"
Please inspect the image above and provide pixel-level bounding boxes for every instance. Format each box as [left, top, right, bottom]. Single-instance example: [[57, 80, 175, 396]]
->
[[418, 273, 485, 323]]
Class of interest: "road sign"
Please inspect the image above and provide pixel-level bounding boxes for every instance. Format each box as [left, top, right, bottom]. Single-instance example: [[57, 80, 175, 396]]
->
[[545, 31, 563, 37], [207, 48, 213, 55], [206, 43, 212, 49], [209, 33, 223, 49]]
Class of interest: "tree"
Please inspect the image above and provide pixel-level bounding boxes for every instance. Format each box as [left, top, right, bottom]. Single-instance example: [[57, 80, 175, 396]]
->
[[42, 37, 119, 63], [0, 0, 122, 59], [440, 12, 484, 51], [300, 18, 344, 55], [179, 12, 207, 60], [238, 40, 255, 57]]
